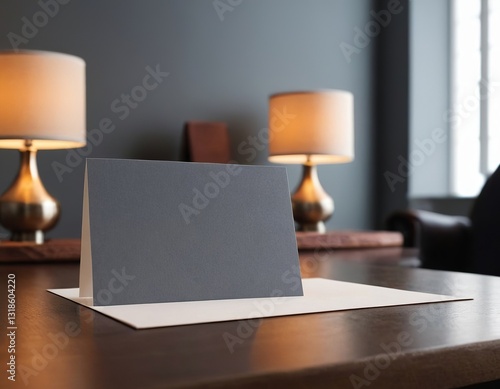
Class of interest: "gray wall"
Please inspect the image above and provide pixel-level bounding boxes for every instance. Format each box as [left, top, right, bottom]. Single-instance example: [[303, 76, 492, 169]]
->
[[0, 0, 376, 239]]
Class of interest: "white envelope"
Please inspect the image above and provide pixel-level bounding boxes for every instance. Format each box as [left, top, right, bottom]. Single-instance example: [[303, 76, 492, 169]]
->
[[49, 278, 471, 330]]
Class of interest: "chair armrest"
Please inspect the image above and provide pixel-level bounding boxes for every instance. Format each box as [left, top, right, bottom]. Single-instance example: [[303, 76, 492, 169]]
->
[[386, 210, 472, 271]]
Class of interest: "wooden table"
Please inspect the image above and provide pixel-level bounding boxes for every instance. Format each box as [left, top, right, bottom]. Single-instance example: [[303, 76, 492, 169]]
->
[[0, 252, 499, 388], [0, 239, 81, 262]]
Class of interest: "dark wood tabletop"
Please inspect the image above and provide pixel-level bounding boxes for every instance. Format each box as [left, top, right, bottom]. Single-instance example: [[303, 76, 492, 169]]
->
[[1, 251, 499, 389]]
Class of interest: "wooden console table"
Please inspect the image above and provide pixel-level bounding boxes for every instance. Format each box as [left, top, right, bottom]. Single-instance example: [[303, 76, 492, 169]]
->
[[296, 230, 403, 250], [0, 239, 80, 262], [0, 232, 407, 265]]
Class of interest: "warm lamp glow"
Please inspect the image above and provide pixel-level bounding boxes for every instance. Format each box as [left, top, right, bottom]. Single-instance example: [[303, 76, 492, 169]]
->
[[0, 50, 86, 244], [268, 90, 354, 164], [268, 89, 355, 232], [0, 50, 86, 149]]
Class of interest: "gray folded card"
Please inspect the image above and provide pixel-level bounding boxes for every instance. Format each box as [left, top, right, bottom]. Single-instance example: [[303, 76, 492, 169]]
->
[[79, 158, 303, 306]]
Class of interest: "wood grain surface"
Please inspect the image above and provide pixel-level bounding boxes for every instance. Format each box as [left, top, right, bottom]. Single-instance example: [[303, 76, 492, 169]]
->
[[0, 252, 498, 388], [0, 239, 80, 262], [296, 230, 404, 249]]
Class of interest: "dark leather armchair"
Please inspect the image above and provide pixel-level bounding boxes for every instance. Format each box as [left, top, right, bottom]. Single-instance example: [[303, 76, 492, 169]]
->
[[386, 165, 500, 276]]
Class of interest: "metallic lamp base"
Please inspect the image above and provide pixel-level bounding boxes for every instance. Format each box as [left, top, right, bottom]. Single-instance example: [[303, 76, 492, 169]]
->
[[291, 163, 334, 233], [0, 142, 60, 244], [298, 221, 327, 233], [10, 231, 45, 244]]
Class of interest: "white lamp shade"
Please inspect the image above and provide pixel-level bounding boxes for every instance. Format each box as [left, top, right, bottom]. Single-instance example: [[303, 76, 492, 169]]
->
[[268, 90, 354, 164], [0, 50, 86, 150]]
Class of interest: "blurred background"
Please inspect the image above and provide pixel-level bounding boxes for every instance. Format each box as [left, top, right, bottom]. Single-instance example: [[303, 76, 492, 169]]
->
[[0, 0, 485, 238]]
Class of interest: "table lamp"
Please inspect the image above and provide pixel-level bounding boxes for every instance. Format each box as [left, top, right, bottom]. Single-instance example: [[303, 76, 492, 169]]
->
[[268, 90, 354, 232], [0, 50, 86, 244]]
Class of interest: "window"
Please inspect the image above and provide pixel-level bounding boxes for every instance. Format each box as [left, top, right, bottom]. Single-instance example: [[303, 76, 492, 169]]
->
[[450, 0, 500, 196]]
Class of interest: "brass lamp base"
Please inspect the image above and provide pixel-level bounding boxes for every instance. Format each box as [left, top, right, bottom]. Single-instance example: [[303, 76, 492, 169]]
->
[[11, 231, 45, 243], [0, 141, 60, 244], [291, 163, 334, 233]]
